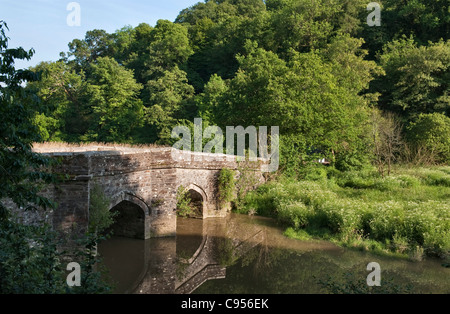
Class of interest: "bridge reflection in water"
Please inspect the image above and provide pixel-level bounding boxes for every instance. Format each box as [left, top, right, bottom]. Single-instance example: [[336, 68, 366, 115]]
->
[[98, 214, 265, 294]]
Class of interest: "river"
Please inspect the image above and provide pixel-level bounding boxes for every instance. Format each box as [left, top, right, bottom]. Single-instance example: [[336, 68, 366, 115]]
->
[[98, 213, 449, 294]]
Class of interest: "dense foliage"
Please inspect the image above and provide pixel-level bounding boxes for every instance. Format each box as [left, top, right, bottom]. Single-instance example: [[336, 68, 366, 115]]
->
[[26, 0, 449, 171], [0, 220, 113, 294], [1, 0, 449, 294], [237, 166, 450, 259], [0, 21, 113, 294], [217, 168, 236, 207], [0, 21, 56, 220], [176, 185, 194, 218]]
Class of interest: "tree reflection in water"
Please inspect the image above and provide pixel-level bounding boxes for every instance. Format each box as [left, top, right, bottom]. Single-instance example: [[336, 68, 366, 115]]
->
[[98, 214, 450, 294]]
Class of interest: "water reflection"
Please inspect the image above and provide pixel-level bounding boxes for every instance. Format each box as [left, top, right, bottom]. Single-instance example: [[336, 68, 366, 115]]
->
[[98, 214, 450, 294], [99, 214, 268, 294]]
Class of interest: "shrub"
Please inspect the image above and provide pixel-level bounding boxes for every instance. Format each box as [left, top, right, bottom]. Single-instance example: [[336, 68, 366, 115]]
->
[[369, 201, 405, 241], [326, 167, 342, 179], [406, 113, 450, 164], [404, 201, 450, 257], [217, 168, 235, 208], [0, 219, 114, 294], [335, 150, 371, 172], [277, 200, 310, 229], [237, 182, 280, 216], [176, 185, 193, 218], [304, 166, 328, 182], [316, 199, 364, 237], [395, 175, 421, 188], [89, 184, 117, 234], [0, 220, 64, 294]]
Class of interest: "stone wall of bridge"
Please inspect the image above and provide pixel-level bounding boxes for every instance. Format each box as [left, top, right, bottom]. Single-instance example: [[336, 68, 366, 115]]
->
[[15, 146, 267, 243]]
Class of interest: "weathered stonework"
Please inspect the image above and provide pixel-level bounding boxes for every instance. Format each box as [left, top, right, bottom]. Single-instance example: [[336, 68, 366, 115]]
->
[[15, 146, 267, 243]]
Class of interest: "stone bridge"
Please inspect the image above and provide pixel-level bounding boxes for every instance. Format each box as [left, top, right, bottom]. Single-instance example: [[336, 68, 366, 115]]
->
[[28, 145, 266, 241]]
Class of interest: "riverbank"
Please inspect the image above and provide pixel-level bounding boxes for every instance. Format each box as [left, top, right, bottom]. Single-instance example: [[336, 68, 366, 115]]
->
[[236, 166, 450, 262]]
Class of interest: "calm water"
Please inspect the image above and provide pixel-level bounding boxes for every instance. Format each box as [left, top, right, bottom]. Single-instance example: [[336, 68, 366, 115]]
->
[[98, 214, 449, 294]]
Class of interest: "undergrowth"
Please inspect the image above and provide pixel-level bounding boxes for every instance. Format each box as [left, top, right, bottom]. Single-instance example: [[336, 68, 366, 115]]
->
[[236, 166, 450, 260]]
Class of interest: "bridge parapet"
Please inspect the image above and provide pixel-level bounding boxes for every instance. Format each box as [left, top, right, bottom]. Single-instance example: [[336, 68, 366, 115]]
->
[[43, 148, 265, 174]]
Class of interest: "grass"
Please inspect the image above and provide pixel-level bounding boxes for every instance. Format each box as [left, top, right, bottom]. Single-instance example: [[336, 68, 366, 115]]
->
[[236, 165, 450, 260]]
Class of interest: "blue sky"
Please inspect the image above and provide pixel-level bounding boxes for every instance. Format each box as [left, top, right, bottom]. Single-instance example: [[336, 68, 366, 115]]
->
[[1, 0, 201, 69]]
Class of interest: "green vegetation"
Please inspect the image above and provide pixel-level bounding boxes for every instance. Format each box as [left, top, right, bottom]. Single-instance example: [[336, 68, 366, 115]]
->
[[406, 113, 450, 164], [0, 21, 113, 294], [0, 21, 56, 220], [21, 0, 448, 171], [235, 162, 263, 209], [0, 220, 64, 293], [66, 233, 114, 294], [237, 166, 450, 259], [89, 184, 118, 235], [1, 0, 450, 293], [217, 168, 236, 207], [176, 185, 195, 218], [0, 217, 113, 294]]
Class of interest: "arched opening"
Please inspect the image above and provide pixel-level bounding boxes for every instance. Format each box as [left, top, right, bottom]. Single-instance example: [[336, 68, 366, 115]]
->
[[187, 189, 203, 218], [177, 185, 205, 219], [109, 200, 145, 239]]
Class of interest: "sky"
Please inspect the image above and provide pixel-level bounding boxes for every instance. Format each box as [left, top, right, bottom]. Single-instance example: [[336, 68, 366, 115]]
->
[[1, 0, 201, 69]]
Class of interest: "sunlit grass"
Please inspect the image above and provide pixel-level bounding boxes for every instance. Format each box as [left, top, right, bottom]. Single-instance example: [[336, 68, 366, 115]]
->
[[237, 166, 450, 259]]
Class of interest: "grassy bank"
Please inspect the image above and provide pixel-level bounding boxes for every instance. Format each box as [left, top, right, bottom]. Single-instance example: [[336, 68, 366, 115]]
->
[[236, 166, 450, 260]]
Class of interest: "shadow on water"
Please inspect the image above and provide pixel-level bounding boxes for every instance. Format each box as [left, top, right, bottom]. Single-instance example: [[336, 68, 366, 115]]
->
[[98, 214, 450, 294]]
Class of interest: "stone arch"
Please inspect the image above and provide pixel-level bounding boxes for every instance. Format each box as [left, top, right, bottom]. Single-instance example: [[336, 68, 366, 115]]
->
[[184, 184, 208, 217], [185, 184, 208, 203], [108, 191, 150, 239], [109, 191, 150, 216]]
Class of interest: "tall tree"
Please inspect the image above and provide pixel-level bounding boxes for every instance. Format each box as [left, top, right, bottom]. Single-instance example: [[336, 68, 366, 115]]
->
[[65, 29, 115, 71], [84, 57, 144, 142], [27, 61, 89, 141], [373, 37, 450, 120], [267, 0, 340, 55], [177, 0, 268, 90], [125, 20, 193, 86], [145, 66, 195, 144], [360, 0, 450, 57], [202, 40, 380, 171], [121, 23, 153, 84]]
